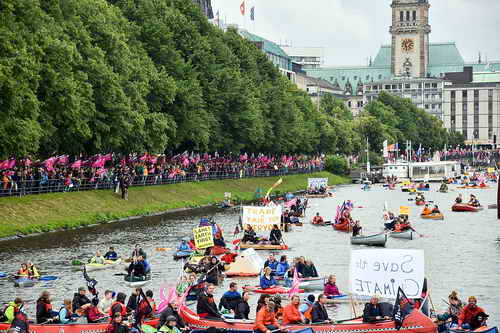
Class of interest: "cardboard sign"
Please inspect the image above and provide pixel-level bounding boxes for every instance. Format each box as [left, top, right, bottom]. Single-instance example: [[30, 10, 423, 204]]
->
[[242, 206, 282, 231], [350, 249, 425, 299], [193, 226, 214, 249], [308, 178, 328, 188], [399, 206, 410, 215]]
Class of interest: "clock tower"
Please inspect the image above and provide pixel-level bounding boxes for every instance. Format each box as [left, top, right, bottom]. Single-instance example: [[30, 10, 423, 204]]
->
[[390, 0, 431, 78]]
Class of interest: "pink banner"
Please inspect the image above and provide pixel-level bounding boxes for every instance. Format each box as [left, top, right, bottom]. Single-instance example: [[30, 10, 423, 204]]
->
[[71, 160, 82, 169]]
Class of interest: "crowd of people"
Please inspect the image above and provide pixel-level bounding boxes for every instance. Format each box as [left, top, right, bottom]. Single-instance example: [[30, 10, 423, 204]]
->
[[0, 153, 324, 197]]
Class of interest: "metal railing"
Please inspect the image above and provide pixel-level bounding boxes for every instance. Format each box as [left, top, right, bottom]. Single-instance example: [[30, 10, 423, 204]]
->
[[0, 166, 324, 198]]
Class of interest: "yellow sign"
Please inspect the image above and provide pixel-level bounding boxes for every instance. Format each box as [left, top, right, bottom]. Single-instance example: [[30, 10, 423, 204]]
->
[[399, 206, 410, 215], [193, 226, 214, 249], [487, 168, 495, 174]]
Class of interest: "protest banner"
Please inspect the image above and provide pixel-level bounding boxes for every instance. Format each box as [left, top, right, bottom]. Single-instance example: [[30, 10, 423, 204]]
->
[[399, 206, 410, 215], [242, 206, 282, 231], [350, 249, 424, 299], [307, 178, 328, 188], [193, 226, 214, 249]]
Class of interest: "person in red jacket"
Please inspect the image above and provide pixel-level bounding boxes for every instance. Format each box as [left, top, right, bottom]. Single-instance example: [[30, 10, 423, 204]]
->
[[254, 301, 282, 333], [458, 296, 489, 330], [220, 250, 237, 264], [282, 295, 303, 325]]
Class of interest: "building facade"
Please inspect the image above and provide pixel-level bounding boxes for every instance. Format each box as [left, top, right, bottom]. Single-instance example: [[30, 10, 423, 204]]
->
[[281, 46, 323, 70]]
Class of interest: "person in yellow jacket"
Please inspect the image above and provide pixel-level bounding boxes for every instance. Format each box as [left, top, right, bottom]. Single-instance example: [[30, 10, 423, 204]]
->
[[89, 250, 105, 265], [27, 261, 40, 279], [1, 298, 23, 323]]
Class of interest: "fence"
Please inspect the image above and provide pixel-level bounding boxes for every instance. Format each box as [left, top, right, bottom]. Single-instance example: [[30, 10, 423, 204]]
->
[[0, 166, 324, 198]]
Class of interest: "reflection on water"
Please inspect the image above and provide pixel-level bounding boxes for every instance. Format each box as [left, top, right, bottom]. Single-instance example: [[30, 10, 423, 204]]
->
[[0, 184, 499, 325]]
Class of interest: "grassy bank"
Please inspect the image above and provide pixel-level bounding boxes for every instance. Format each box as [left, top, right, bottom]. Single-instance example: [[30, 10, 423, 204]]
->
[[0, 172, 348, 238]]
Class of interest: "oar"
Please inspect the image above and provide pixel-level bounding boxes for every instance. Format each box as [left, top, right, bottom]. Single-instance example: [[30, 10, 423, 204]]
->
[[0, 272, 7, 278], [39, 275, 58, 281], [410, 227, 427, 238]]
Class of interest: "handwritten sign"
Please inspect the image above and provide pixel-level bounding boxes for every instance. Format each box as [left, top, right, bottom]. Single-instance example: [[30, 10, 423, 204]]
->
[[399, 206, 410, 215], [193, 226, 214, 249], [224, 192, 231, 198], [242, 206, 282, 231], [308, 178, 328, 188], [487, 167, 495, 174], [350, 249, 424, 299]]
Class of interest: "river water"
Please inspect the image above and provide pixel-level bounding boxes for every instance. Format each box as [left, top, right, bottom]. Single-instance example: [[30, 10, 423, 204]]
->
[[0, 184, 499, 326]]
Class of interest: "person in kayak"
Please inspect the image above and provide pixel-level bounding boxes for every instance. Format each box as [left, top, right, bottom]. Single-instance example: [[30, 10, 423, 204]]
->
[[127, 256, 148, 278], [260, 267, 277, 289], [439, 182, 448, 192], [421, 205, 432, 216], [15, 264, 29, 278], [264, 254, 279, 274], [312, 213, 324, 225], [1, 298, 23, 323], [218, 282, 242, 313], [90, 250, 105, 265], [437, 291, 463, 331], [58, 299, 76, 324], [107, 313, 129, 333], [275, 255, 289, 278], [220, 250, 237, 264], [458, 296, 489, 330], [468, 195, 480, 207], [302, 259, 318, 278], [256, 294, 271, 313], [104, 247, 118, 261], [431, 205, 441, 214], [196, 284, 221, 319], [324, 275, 341, 298], [311, 294, 332, 323], [234, 291, 250, 320], [109, 293, 127, 318], [299, 294, 315, 324], [98, 290, 114, 314], [159, 299, 186, 330], [159, 315, 181, 333], [10, 309, 29, 333], [269, 225, 282, 245], [72, 287, 91, 312], [242, 224, 258, 244], [455, 194, 463, 204], [254, 301, 283, 333], [177, 240, 191, 252], [36, 291, 58, 324], [131, 244, 147, 259], [352, 220, 362, 237], [26, 261, 40, 279], [363, 295, 389, 322], [282, 295, 303, 325]]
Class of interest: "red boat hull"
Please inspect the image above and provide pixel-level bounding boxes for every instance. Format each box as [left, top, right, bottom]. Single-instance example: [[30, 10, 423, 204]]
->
[[242, 286, 304, 294], [211, 245, 228, 255], [451, 204, 482, 212], [333, 221, 351, 232], [179, 305, 437, 333]]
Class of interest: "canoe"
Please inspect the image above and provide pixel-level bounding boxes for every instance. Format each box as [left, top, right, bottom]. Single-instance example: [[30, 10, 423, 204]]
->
[[333, 221, 350, 232], [173, 250, 193, 260], [488, 204, 498, 209], [350, 233, 387, 247], [420, 213, 444, 220], [242, 286, 304, 295], [389, 230, 415, 240], [451, 204, 483, 212], [14, 278, 36, 288], [415, 200, 425, 206], [305, 193, 330, 198], [124, 274, 151, 288], [179, 304, 438, 333], [85, 258, 123, 272], [457, 185, 491, 189], [297, 277, 325, 291], [0, 318, 159, 333], [239, 243, 289, 250]]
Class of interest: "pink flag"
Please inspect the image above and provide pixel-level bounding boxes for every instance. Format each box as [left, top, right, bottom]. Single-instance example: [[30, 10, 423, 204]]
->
[[103, 153, 113, 162], [182, 158, 189, 167], [24, 159, 32, 167], [92, 156, 105, 168], [57, 155, 69, 165], [95, 168, 106, 176], [157, 286, 177, 313], [71, 160, 82, 169], [285, 198, 297, 209], [7, 159, 16, 169], [288, 267, 300, 297], [139, 153, 149, 161], [44, 157, 56, 172]]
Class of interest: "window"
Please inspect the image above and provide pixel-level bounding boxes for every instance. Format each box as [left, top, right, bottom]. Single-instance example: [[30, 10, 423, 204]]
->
[[432, 104, 436, 110], [400, 11, 404, 21], [348, 101, 352, 108], [425, 94, 429, 99], [462, 90, 467, 98], [330, 76, 334, 81], [366, 75, 370, 80], [462, 103, 467, 112], [378, 74, 382, 80], [474, 90, 479, 98], [425, 83, 431, 88], [398, 84, 402, 89], [489, 89, 493, 97], [392, 84, 397, 90], [412, 10, 416, 21], [432, 83, 438, 88], [405, 84, 410, 89], [354, 76, 357, 80], [342, 76, 345, 81], [385, 85, 391, 90], [425, 104, 429, 109], [406, 11, 410, 21]]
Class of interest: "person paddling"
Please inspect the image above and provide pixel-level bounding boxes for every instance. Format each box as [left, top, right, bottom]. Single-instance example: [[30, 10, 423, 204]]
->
[[312, 212, 324, 225], [421, 204, 432, 216]]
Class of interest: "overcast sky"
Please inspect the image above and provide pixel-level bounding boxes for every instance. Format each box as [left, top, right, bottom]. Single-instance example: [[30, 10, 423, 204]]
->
[[211, 0, 500, 67]]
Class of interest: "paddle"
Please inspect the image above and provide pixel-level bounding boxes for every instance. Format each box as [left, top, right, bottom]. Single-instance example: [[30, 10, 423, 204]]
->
[[39, 275, 58, 281], [0, 272, 7, 278]]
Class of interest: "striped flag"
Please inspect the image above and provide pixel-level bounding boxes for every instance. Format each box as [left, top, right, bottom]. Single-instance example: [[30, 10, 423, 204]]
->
[[240, 1, 245, 15]]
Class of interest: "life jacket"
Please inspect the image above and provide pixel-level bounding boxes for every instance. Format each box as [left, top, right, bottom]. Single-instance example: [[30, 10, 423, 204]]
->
[[17, 269, 29, 277], [59, 307, 72, 320], [304, 303, 313, 322], [109, 302, 126, 317], [86, 306, 102, 322]]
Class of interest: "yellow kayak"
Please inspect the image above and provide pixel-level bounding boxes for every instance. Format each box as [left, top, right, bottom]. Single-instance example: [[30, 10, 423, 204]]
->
[[420, 213, 444, 220], [84, 258, 122, 272]]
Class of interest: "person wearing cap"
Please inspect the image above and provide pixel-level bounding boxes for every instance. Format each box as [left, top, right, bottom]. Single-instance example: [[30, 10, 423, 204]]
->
[[311, 294, 331, 323], [72, 287, 91, 312], [458, 296, 488, 330], [2, 298, 23, 323], [98, 290, 114, 314], [254, 301, 282, 333], [282, 295, 303, 325], [159, 315, 181, 333], [362, 295, 389, 322], [299, 294, 315, 324], [159, 299, 186, 330], [177, 240, 190, 252]]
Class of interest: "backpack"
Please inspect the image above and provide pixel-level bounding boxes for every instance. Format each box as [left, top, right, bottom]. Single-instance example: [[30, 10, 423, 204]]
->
[[0, 304, 12, 322]]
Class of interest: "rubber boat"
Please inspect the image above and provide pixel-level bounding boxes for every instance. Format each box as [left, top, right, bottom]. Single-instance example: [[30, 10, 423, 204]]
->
[[173, 250, 193, 261], [451, 204, 483, 212], [333, 221, 351, 232], [488, 204, 497, 209], [124, 274, 151, 288], [415, 200, 425, 206], [0, 318, 160, 333], [242, 285, 304, 295], [179, 304, 438, 333], [211, 245, 228, 255], [389, 230, 415, 240], [85, 258, 123, 272], [239, 243, 289, 250], [420, 213, 444, 220], [457, 185, 490, 189], [14, 277, 36, 288], [351, 233, 387, 247]]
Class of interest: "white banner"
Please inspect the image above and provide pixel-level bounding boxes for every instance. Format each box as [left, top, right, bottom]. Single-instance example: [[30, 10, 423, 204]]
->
[[242, 206, 282, 231], [307, 178, 328, 188], [383, 140, 389, 158], [350, 249, 424, 299]]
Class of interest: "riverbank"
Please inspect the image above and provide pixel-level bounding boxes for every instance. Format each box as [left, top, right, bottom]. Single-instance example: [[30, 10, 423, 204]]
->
[[0, 171, 348, 239]]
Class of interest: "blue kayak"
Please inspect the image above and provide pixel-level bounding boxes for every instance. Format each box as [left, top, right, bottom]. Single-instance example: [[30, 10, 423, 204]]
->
[[173, 250, 192, 260]]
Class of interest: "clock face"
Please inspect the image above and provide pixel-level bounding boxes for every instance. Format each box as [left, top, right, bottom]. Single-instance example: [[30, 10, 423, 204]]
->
[[401, 38, 414, 52]]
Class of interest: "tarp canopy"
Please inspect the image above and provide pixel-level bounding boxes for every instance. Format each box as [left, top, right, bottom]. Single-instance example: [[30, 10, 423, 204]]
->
[[225, 248, 264, 276]]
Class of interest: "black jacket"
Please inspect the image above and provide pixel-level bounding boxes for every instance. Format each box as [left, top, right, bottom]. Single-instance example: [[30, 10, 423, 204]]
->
[[36, 299, 53, 324], [127, 294, 139, 312], [234, 300, 250, 320], [72, 293, 91, 312], [269, 229, 282, 243], [196, 292, 221, 318], [363, 303, 383, 322], [159, 305, 185, 328], [218, 292, 242, 311], [311, 302, 329, 323]]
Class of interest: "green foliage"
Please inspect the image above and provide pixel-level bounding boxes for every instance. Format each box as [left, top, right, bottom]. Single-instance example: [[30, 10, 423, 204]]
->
[[325, 155, 349, 175]]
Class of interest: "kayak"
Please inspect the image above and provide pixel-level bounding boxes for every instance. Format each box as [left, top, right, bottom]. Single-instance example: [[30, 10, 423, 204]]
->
[[179, 304, 438, 333], [351, 233, 387, 247], [420, 213, 444, 220], [239, 243, 289, 250], [451, 204, 483, 212], [305, 193, 330, 198], [14, 278, 36, 288], [85, 258, 123, 272], [124, 274, 151, 288], [488, 204, 497, 209], [211, 245, 228, 256], [417, 187, 430, 192], [333, 221, 350, 232], [457, 185, 490, 189], [415, 200, 425, 206], [173, 250, 193, 261], [0, 318, 159, 333], [389, 230, 415, 240], [243, 285, 304, 295], [297, 277, 325, 291]]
